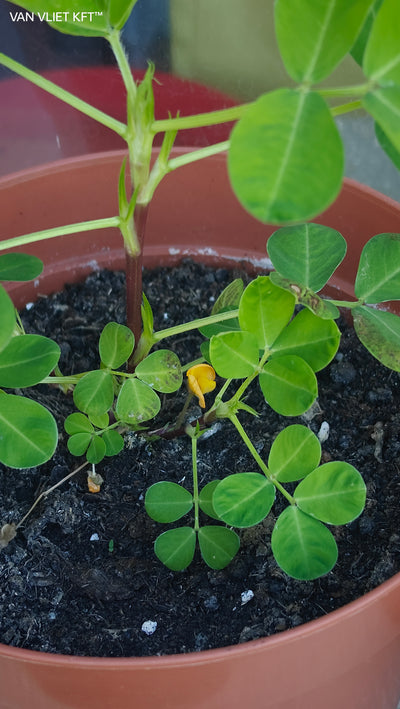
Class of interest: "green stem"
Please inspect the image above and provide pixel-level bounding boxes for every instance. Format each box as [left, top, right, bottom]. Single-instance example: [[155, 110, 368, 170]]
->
[[229, 414, 295, 505], [153, 308, 239, 343], [329, 298, 363, 308], [108, 30, 137, 103], [191, 435, 200, 532], [331, 100, 363, 117], [168, 141, 230, 171], [152, 103, 251, 134], [0, 53, 127, 139], [0, 217, 121, 252], [318, 83, 371, 98]]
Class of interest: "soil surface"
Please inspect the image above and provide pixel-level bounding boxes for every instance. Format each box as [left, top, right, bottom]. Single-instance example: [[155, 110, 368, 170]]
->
[[1, 260, 400, 657]]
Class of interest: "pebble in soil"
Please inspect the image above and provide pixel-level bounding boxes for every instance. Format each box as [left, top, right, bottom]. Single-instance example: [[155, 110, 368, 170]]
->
[[0, 260, 400, 657]]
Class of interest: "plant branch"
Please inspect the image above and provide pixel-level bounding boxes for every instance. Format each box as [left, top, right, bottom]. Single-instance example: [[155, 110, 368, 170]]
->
[[152, 308, 239, 343], [167, 141, 230, 171], [0, 217, 121, 251], [0, 53, 127, 139], [152, 103, 251, 134], [331, 100, 363, 117]]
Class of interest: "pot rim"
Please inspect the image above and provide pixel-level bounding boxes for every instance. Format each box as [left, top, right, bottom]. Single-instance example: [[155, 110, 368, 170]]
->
[[0, 571, 398, 666], [1, 148, 400, 219]]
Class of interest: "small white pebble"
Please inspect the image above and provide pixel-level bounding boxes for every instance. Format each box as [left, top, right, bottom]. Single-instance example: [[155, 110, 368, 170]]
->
[[163, 312, 169, 320], [317, 421, 330, 443], [89, 533, 100, 542], [241, 589, 254, 605], [25, 302, 34, 310], [141, 620, 157, 635]]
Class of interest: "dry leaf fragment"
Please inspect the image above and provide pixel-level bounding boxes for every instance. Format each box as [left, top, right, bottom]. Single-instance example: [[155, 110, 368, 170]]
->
[[0, 523, 17, 549]]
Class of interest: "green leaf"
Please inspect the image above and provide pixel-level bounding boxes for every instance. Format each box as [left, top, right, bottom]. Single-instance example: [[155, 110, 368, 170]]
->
[[375, 122, 400, 170], [275, 0, 374, 83], [269, 273, 341, 320], [108, 0, 140, 30], [102, 429, 124, 456], [294, 462, 366, 524], [213, 473, 275, 528], [363, 88, 400, 154], [351, 0, 384, 66], [268, 425, 321, 483], [209, 331, 260, 379], [199, 480, 222, 520], [145, 482, 193, 523], [154, 527, 196, 571], [0, 335, 60, 388], [267, 224, 347, 293], [270, 308, 341, 372], [99, 322, 134, 369], [363, 0, 400, 84], [116, 378, 160, 424], [259, 355, 318, 416], [355, 233, 400, 303], [86, 435, 107, 464], [64, 412, 94, 435], [0, 253, 43, 282], [73, 370, 114, 417], [88, 412, 109, 429], [136, 350, 182, 393], [353, 305, 400, 370], [239, 276, 295, 349], [213, 279, 244, 314], [67, 432, 92, 457], [198, 526, 240, 570], [0, 285, 16, 353], [0, 393, 58, 468], [141, 293, 154, 342], [228, 89, 343, 225], [271, 506, 338, 580]]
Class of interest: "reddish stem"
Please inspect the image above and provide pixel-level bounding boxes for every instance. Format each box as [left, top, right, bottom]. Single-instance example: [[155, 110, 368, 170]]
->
[[126, 203, 149, 365]]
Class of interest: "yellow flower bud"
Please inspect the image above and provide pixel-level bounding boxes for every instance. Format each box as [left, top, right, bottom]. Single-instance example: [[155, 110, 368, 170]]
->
[[186, 363, 216, 408]]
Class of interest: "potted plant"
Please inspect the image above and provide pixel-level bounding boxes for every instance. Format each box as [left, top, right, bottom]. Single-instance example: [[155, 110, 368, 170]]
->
[[0, 1, 400, 707]]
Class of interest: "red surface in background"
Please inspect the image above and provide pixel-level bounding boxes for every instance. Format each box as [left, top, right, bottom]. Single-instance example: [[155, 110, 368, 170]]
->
[[0, 66, 238, 175]]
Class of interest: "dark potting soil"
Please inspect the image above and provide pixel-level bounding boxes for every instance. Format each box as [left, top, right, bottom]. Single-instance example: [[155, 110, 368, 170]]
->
[[1, 259, 400, 658]]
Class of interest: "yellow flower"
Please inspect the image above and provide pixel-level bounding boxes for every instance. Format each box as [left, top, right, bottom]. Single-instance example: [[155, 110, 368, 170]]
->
[[187, 364, 216, 408]]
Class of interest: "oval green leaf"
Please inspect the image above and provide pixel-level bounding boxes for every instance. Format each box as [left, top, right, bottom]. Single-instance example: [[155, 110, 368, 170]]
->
[[268, 424, 321, 483], [64, 412, 94, 435], [355, 233, 400, 303], [209, 331, 259, 379], [154, 527, 196, 571], [86, 435, 107, 464], [73, 370, 114, 417], [363, 88, 400, 154], [102, 429, 124, 457], [270, 308, 341, 372], [115, 378, 161, 424], [136, 349, 182, 393], [198, 526, 240, 570], [275, 0, 375, 83], [271, 506, 338, 580], [145, 482, 193, 523], [353, 305, 400, 370], [0, 253, 43, 282], [363, 0, 400, 84], [0, 334, 60, 388], [99, 321, 134, 369], [0, 393, 58, 468], [228, 88, 344, 224], [267, 223, 347, 293], [375, 122, 400, 170], [259, 355, 318, 416], [294, 461, 366, 524], [0, 285, 16, 353], [239, 276, 295, 349], [213, 473, 275, 528], [67, 432, 91, 457], [199, 480, 222, 520]]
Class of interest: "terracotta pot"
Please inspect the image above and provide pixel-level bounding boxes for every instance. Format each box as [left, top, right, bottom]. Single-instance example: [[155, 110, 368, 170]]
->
[[0, 151, 400, 709]]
